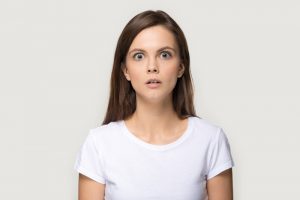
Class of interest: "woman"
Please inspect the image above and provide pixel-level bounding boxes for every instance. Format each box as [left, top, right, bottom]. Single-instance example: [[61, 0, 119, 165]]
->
[[74, 10, 235, 200]]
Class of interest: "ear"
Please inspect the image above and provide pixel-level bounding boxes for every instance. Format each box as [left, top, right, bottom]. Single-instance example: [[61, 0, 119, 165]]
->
[[121, 63, 131, 81], [177, 63, 185, 78]]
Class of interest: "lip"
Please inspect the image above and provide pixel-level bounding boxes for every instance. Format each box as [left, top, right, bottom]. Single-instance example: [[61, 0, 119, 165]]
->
[[145, 78, 161, 89], [146, 82, 161, 89], [145, 78, 162, 84]]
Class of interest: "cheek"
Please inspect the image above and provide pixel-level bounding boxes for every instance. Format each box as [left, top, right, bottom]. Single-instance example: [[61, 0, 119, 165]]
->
[[162, 63, 180, 80], [161, 68, 180, 91], [125, 60, 143, 80], [131, 77, 143, 90], [127, 68, 144, 89]]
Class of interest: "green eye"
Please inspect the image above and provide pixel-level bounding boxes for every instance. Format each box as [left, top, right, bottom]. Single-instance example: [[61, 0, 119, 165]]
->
[[133, 53, 144, 60]]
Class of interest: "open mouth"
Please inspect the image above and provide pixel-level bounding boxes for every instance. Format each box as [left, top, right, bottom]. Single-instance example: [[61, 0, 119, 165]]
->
[[146, 79, 161, 84]]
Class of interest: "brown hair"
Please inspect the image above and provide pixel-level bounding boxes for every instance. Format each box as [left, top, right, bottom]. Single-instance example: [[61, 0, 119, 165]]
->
[[102, 10, 198, 125]]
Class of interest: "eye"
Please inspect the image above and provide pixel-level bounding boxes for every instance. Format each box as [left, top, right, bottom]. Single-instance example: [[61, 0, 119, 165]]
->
[[160, 51, 172, 59], [133, 53, 144, 61]]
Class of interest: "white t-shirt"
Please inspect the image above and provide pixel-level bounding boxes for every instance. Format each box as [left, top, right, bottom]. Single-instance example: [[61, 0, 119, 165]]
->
[[74, 116, 235, 200]]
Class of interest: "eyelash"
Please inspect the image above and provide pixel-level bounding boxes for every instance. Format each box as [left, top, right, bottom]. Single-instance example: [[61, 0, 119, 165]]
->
[[133, 53, 144, 60], [160, 51, 172, 59], [133, 51, 172, 60]]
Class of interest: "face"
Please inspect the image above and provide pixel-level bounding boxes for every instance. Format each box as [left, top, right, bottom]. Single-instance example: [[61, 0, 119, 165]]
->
[[122, 25, 185, 104]]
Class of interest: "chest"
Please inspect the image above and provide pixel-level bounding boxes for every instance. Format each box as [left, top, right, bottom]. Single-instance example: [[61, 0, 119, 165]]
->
[[103, 145, 208, 200]]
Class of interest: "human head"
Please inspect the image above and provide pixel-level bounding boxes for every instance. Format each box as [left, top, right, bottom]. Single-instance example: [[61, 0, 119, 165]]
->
[[102, 10, 197, 124]]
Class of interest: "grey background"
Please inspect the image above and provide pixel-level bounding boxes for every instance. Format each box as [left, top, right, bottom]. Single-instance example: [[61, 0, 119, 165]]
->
[[1, 0, 299, 199]]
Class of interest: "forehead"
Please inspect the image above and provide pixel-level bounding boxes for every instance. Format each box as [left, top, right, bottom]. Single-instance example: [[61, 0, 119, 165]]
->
[[128, 25, 178, 51]]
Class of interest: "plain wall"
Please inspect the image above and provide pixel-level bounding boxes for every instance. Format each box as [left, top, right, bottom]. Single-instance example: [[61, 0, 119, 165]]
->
[[0, 0, 299, 199]]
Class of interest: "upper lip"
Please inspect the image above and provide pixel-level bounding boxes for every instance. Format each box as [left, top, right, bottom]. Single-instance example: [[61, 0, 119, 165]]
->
[[145, 78, 161, 84]]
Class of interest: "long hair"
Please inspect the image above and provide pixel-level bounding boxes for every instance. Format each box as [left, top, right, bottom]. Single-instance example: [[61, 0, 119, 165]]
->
[[102, 10, 198, 125]]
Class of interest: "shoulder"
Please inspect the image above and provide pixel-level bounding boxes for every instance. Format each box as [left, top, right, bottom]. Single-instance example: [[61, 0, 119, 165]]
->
[[88, 120, 122, 143], [190, 116, 224, 141]]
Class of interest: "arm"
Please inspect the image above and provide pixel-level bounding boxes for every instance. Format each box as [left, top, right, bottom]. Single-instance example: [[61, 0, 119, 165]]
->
[[207, 168, 233, 200], [78, 173, 105, 200]]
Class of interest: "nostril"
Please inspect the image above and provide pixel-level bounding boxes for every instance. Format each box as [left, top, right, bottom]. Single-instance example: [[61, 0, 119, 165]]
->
[[147, 68, 159, 73]]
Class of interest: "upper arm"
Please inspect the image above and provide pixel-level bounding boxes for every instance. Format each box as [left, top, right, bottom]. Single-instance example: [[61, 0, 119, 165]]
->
[[207, 168, 233, 200], [78, 173, 105, 200]]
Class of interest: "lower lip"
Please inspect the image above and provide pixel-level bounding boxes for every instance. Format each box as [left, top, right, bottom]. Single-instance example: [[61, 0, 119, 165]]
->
[[146, 82, 161, 89]]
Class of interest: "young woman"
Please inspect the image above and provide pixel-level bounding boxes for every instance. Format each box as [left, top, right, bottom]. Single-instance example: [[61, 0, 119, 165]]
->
[[74, 10, 235, 200]]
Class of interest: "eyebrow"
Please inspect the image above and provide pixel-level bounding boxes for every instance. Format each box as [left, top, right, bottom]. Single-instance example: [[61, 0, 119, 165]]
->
[[128, 46, 177, 55]]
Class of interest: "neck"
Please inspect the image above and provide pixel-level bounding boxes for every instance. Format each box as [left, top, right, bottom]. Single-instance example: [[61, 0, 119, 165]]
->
[[126, 96, 183, 138]]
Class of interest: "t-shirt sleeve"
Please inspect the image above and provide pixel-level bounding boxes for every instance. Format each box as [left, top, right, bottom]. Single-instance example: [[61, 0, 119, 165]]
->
[[74, 130, 106, 184], [206, 127, 235, 180]]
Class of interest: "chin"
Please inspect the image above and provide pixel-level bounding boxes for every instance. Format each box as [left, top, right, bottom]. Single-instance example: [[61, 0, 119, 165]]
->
[[137, 93, 172, 105]]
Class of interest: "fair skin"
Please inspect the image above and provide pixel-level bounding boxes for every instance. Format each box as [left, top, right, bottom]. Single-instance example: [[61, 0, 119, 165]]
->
[[122, 25, 186, 143], [78, 25, 233, 200]]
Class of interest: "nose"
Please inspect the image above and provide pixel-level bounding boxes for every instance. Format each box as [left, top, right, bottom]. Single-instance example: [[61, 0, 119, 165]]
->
[[146, 56, 159, 73]]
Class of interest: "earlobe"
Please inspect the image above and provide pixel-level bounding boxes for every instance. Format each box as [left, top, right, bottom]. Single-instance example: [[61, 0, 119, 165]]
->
[[177, 63, 185, 78], [121, 63, 131, 81]]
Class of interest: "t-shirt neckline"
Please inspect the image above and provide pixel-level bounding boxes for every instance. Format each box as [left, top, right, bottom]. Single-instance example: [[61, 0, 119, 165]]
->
[[118, 116, 194, 151]]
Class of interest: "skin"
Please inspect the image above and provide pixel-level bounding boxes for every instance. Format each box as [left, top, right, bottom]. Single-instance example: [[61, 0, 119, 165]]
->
[[78, 25, 233, 200], [122, 25, 186, 144], [207, 168, 233, 200], [78, 174, 105, 200]]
